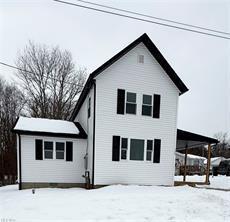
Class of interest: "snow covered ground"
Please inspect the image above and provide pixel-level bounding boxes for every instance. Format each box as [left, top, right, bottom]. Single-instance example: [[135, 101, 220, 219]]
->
[[174, 175, 230, 190], [0, 184, 229, 222]]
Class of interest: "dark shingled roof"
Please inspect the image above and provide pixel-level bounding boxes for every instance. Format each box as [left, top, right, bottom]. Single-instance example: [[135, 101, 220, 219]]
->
[[70, 33, 188, 121], [177, 129, 219, 144]]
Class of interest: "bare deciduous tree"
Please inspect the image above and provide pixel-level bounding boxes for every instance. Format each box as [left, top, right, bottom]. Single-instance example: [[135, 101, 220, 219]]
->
[[212, 132, 230, 158], [0, 77, 25, 184], [16, 41, 86, 119]]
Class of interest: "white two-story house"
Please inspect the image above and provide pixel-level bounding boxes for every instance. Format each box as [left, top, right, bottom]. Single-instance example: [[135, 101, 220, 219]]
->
[[13, 33, 217, 190]]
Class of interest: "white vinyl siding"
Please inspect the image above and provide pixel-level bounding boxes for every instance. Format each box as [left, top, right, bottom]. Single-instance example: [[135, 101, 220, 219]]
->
[[75, 87, 95, 180], [20, 135, 86, 183], [94, 42, 179, 186]]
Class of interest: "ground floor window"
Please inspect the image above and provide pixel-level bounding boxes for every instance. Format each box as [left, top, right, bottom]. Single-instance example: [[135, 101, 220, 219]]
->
[[130, 139, 145, 161], [121, 138, 128, 160], [146, 140, 153, 161], [56, 142, 65, 159], [44, 141, 53, 159], [112, 136, 161, 163], [36, 139, 73, 161]]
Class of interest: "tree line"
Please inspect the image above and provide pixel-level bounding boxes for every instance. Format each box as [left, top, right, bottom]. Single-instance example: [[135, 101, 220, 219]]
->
[[0, 41, 86, 185]]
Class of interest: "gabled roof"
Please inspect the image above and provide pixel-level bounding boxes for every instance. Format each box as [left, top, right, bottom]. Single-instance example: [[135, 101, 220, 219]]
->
[[70, 33, 188, 121], [12, 116, 87, 139]]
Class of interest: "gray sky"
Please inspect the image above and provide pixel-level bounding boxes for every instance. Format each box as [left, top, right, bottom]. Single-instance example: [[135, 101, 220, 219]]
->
[[0, 0, 229, 138]]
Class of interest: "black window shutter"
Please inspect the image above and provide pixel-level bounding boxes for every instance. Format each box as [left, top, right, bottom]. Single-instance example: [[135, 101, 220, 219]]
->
[[117, 89, 125, 114], [153, 94, 161, 118], [35, 139, 43, 160], [66, 142, 73, 161], [153, 139, 161, 163], [112, 136, 120, 161]]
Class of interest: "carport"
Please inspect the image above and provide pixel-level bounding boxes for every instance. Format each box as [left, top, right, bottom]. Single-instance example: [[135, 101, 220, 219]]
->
[[175, 129, 219, 185]]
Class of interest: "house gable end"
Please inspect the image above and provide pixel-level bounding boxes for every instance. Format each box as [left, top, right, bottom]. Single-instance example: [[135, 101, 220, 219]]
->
[[70, 33, 188, 121]]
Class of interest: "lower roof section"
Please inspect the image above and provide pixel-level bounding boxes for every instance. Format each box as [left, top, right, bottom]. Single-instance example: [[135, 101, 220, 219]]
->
[[177, 129, 218, 150], [12, 117, 87, 139]]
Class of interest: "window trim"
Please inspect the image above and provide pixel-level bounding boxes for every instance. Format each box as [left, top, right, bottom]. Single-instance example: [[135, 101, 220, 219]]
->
[[125, 91, 137, 115], [113, 137, 161, 163], [142, 94, 152, 116], [44, 141, 54, 160], [42, 140, 72, 161]]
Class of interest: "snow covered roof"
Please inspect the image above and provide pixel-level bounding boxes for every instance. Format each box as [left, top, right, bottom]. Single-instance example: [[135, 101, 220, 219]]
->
[[175, 152, 206, 160], [187, 154, 206, 160], [13, 117, 87, 139], [204, 157, 225, 165]]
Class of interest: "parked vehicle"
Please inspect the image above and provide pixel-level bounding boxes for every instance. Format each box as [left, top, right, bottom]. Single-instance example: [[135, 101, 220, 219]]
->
[[213, 160, 230, 176]]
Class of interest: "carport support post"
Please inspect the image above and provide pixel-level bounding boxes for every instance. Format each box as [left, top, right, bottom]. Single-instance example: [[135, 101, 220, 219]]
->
[[183, 144, 188, 182], [205, 143, 211, 184]]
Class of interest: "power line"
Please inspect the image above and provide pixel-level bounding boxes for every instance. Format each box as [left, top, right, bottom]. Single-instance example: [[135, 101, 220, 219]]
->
[[75, 0, 230, 36], [0, 61, 84, 87], [53, 0, 230, 40]]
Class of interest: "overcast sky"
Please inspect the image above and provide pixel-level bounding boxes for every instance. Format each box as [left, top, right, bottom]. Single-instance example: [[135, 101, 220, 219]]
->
[[0, 0, 229, 138]]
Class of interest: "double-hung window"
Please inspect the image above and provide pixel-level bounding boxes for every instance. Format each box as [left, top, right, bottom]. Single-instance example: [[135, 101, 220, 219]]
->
[[126, 92, 137, 114], [146, 140, 153, 161], [44, 141, 53, 159], [142, 94, 152, 116], [121, 138, 128, 160], [56, 142, 65, 159]]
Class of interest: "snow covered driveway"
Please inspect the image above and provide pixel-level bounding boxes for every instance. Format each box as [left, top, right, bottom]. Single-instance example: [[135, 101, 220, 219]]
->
[[0, 184, 229, 222], [175, 175, 230, 190]]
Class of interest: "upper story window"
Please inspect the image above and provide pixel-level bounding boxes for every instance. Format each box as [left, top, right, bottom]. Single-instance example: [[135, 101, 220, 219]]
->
[[88, 97, 91, 118], [142, 94, 152, 116], [126, 92, 137, 114], [44, 141, 53, 159], [116, 89, 161, 118]]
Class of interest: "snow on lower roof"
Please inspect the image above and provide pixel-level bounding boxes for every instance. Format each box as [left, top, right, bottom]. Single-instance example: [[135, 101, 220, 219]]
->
[[14, 116, 79, 134], [175, 152, 206, 160]]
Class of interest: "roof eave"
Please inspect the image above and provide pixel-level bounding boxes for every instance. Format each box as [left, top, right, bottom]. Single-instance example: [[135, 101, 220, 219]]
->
[[177, 129, 219, 144], [12, 129, 87, 139]]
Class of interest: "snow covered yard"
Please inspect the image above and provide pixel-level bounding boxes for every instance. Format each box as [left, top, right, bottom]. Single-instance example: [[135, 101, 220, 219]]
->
[[174, 175, 230, 190], [0, 184, 229, 222]]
